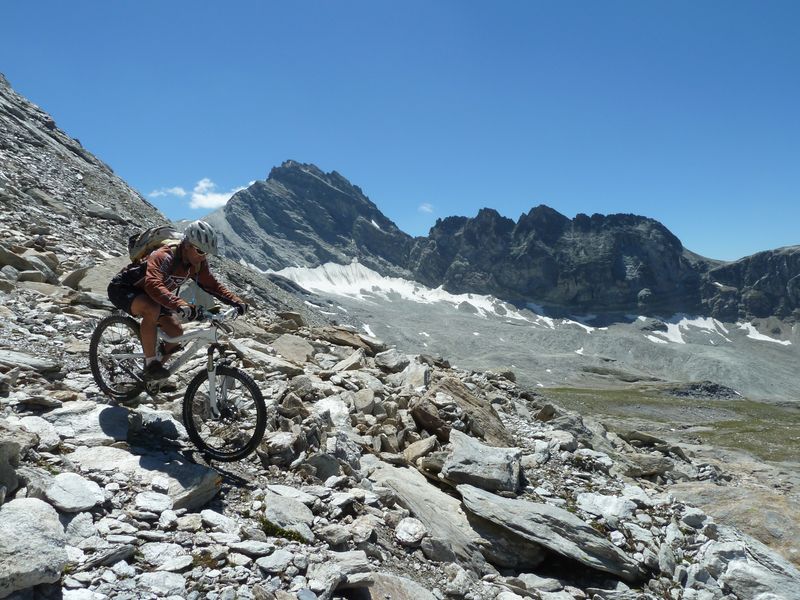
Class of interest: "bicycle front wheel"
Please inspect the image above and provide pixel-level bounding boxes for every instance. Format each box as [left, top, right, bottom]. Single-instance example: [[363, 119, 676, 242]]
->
[[89, 314, 145, 401], [182, 366, 267, 462]]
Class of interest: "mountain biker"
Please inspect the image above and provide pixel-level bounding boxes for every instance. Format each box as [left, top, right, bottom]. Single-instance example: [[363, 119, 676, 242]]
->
[[107, 220, 247, 380]]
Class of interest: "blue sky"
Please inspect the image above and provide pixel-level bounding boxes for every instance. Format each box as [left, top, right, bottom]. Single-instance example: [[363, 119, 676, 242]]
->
[[2, 1, 798, 261]]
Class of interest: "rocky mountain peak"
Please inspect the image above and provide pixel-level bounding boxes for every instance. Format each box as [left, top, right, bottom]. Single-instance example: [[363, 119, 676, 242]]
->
[[208, 161, 413, 275]]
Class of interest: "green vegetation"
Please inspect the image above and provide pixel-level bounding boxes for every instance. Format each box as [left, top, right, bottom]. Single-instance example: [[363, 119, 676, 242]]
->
[[543, 387, 800, 463], [257, 515, 307, 543]]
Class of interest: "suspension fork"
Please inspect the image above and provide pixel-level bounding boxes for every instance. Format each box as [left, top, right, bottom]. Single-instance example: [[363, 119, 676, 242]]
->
[[206, 344, 225, 417]]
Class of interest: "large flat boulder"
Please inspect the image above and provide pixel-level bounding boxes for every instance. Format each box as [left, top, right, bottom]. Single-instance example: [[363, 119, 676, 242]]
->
[[441, 430, 522, 493], [363, 455, 487, 572], [67, 446, 221, 510], [0, 498, 67, 596], [41, 402, 128, 446], [458, 484, 646, 583]]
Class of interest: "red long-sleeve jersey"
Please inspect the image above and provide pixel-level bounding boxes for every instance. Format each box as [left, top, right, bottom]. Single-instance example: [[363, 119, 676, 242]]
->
[[117, 245, 243, 311]]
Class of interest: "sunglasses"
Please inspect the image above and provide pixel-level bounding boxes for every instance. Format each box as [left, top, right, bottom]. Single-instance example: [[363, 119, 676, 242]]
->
[[190, 244, 207, 256]]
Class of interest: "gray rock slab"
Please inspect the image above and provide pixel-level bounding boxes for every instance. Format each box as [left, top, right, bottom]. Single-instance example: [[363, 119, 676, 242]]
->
[[262, 491, 315, 542], [61, 512, 98, 546], [266, 484, 317, 506], [576, 492, 637, 520], [332, 348, 366, 372], [0, 244, 38, 271], [229, 541, 274, 557], [1, 420, 39, 494], [139, 542, 188, 567], [17, 269, 45, 283], [136, 571, 186, 596], [78, 255, 128, 295], [458, 484, 646, 583], [272, 334, 315, 364], [0, 498, 68, 596], [45, 472, 105, 513], [340, 572, 437, 599], [41, 402, 128, 446], [256, 549, 293, 574], [60, 265, 93, 290], [18, 416, 61, 451], [375, 349, 410, 373], [307, 550, 372, 595], [403, 435, 437, 465], [230, 339, 304, 376], [387, 361, 430, 390], [363, 454, 486, 571], [67, 445, 221, 510], [441, 430, 521, 493], [699, 527, 800, 600], [422, 377, 514, 447], [135, 491, 174, 513], [200, 509, 238, 533], [0, 349, 60, 374]]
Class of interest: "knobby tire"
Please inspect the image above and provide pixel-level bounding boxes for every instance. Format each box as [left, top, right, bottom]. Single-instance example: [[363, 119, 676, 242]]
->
[[89, 314, 145, 401], [182, 365, 266, 462]]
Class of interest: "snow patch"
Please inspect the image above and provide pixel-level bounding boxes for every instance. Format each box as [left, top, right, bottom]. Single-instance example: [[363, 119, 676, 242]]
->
[[645, 315, 733, 345], [645, 335, 668, 345], [274, 261, 534, 321], [370, 219, 382, 231], [738, 323, 792, 345], [575, 347, 584, 355], [362, 323, 375, 337]]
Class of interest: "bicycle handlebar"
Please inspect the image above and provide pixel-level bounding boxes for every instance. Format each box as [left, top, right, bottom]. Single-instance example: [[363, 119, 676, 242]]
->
[[202, 306, 238, 322]]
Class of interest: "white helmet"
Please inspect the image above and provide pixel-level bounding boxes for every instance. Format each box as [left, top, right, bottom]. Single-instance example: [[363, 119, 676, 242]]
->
[[183, 220, 219, 256]]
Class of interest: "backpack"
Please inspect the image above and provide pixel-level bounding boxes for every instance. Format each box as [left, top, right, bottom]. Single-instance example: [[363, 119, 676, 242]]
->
[[127, 226, 182, 263]]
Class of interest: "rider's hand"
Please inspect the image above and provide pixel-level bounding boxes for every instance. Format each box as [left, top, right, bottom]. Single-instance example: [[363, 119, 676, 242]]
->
[[178, 304, 200, 321], [233, 301, 248, 316]]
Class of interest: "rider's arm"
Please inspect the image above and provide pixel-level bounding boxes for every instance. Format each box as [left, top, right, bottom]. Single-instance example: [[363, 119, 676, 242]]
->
[[143, 247, 191, 312], [195, 261, 244, 307]]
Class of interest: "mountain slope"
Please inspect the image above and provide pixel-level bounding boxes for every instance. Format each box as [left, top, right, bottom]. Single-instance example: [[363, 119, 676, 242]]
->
[[0, 75, 326, 323]]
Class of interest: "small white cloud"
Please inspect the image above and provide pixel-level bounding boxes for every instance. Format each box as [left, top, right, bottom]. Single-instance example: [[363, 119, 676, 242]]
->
[[189, 178, 248, 209], [148, 186, 187, 198], [418, 203, 434, 213]]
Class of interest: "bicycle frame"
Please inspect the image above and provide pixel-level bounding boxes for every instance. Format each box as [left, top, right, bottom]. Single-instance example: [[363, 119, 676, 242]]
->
[[110, 307, 238, 414]]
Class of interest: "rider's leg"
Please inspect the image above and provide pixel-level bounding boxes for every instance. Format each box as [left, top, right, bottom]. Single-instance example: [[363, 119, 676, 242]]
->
[[130, 294, 162, 364], [157, 312, 183, 359]]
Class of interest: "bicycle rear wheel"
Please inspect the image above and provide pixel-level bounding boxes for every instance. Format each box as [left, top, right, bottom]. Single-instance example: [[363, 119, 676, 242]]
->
[[182, 365, 267, 462], [89, 314, 145, 401]]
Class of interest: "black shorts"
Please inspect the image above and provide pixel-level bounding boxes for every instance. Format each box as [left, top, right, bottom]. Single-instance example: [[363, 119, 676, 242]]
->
[[107, 282, 173, 317]]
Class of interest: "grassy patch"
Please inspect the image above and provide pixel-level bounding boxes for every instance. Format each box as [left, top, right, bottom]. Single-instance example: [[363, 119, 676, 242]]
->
[[543, 387, 800, 463]]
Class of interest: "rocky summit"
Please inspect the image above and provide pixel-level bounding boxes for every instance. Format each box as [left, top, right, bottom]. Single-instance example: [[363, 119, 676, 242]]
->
[[209, 161, 800, 321], [204, 161, 412, 278], [2, 74, 800, 600]]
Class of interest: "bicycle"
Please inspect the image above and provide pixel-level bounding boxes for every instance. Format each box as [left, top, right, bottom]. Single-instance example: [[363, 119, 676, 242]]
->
[[89, 306, 267, 462]]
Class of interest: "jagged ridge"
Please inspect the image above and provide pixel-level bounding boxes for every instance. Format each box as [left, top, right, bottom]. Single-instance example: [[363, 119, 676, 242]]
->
[[209, 162, 800, 320]]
